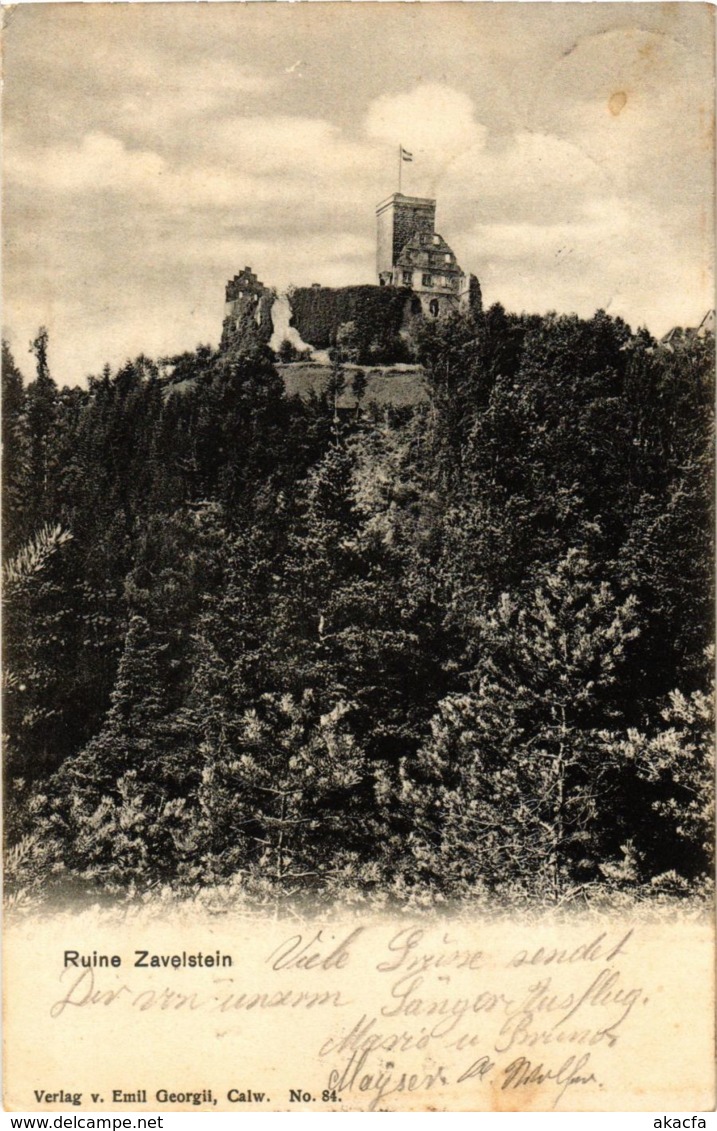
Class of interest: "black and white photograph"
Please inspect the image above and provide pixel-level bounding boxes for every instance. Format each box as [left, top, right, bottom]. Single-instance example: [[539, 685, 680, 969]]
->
[[2, 1, 715, 1114]]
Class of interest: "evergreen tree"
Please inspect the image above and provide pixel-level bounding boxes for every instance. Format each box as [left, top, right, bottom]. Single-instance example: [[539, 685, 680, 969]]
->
[[2, 340, 30, 552], [400, 550, 641, 902], [615, 658, 714, 883], [23, 328, 60, 534], [184, 691, 370, 897], [3, 523, 76, 781], [49, 615, 199, 887]]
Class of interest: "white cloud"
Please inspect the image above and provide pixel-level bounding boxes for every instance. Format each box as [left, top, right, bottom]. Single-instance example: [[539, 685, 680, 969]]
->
[[6, 118, 384, 215], [364, 84, 487, 165], [470, 193, 713, 333], [437, 129, 611, 233], [6, 133, 165, 195]]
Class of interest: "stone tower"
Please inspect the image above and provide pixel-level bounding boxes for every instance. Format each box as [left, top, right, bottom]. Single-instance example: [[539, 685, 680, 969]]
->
[[221, 266, 275, 349], [376, 194, 436, 280], [375, 192, 481, 318]]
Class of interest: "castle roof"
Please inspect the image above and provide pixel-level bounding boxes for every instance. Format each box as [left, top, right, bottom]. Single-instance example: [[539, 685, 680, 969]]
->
[[395, 231, 463, 275]]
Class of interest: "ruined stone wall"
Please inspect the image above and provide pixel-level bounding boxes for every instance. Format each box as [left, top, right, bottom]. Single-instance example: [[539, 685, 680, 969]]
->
[[289, 284, 415, 362]]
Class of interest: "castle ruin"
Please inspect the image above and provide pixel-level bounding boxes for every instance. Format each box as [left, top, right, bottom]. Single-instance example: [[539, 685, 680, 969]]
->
[[222, 266, 275, 346], [222, 193, 480, 358], [376, 193, 480, 318]]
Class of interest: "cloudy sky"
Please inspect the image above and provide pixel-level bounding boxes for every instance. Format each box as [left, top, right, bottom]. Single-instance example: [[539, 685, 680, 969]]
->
[[3, 2, 714, 385]]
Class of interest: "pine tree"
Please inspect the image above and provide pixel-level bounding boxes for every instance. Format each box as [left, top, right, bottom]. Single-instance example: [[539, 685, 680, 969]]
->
[[49, 615, 199, 887], [24, 328, 60, 529], [185, 691, 369, 898], [2, 340, 30, 552], [3, 524, 77, 782], [400, 550, 641, 902], [614, 658, 714, 884]]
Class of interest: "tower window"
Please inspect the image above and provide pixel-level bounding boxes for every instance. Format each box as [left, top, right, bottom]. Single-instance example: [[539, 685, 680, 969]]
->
[[429, 299, 440, 318], [422, 273, 433, 287], [403, 271, 412, 286], [444, 253, 452, 263]]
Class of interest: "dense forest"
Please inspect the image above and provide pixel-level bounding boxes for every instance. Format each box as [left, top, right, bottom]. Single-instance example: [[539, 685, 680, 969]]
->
[[3, 304, 714, 910]]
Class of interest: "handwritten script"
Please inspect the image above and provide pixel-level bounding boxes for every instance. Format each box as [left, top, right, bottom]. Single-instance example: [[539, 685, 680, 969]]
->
[[36, 919, 665, 1110]]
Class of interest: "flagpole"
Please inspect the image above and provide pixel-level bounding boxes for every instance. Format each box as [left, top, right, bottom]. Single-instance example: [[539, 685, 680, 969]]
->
[[398, 144, 402, 194]]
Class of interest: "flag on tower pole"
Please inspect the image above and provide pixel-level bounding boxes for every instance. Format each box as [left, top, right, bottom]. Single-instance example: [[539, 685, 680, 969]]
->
[[398, 145, 413, 192]]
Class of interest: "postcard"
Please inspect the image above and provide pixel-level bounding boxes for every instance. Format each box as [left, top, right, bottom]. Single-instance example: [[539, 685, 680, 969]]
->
[[3, 2, 714, 1114]]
